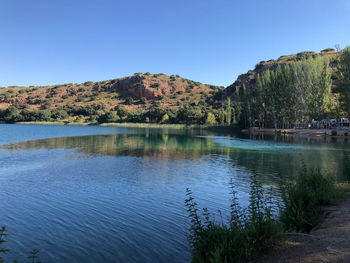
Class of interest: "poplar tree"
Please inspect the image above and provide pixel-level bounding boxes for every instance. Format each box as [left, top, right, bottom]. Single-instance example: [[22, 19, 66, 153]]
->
[[337, 47, 350, 117], [226, 97, 232, 125]]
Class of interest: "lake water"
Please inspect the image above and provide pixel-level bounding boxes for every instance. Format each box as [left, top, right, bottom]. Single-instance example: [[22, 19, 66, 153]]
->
[[0, 124, 349, 262]]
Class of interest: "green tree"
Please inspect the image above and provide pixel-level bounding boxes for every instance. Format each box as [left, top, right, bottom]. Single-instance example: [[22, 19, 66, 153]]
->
[[161, 113, 169, 124], [226, 97, 232, 125], [337, 47, 350, 117], [205, 112, 217, 125]]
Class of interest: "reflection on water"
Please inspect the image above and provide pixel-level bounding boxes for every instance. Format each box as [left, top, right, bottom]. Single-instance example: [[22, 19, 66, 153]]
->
[[3, 133, 218, 161], [2, 132, 349, 180], [0, 125, 349, 263]]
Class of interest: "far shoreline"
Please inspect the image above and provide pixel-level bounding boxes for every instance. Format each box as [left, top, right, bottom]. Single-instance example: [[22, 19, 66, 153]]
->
[[11, 121, 240, 131], [6, 122, 350, 138], [243, 127, 350, 138]]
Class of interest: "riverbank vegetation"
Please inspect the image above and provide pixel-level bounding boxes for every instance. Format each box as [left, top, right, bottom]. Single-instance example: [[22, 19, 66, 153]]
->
[[185, 166, 350, 262], [280, 167, 348, 232], [231, 47, 350, 129], [234, 54, 334, 128], [185, 178, 283, 263], [0, 103, 234, 126]]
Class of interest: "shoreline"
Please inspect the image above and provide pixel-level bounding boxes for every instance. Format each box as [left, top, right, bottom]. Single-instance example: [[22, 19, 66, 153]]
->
[[243, 127, 350, 137], [7, 122, 350, 138], [11, 121, 240, 131]]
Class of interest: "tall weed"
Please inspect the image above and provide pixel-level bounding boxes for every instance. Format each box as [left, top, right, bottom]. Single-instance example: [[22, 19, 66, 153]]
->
[[185, 177, 283, 263]]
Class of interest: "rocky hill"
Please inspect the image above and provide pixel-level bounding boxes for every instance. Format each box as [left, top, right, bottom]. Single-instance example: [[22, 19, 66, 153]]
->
[[0, 73, 223, 112]]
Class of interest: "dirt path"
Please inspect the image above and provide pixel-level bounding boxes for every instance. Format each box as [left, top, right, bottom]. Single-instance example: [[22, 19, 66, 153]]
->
[[260, 197, 350, 263]]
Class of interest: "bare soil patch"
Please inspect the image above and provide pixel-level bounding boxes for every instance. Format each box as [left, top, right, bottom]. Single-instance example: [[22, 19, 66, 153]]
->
[[259, 197, 350, 263]]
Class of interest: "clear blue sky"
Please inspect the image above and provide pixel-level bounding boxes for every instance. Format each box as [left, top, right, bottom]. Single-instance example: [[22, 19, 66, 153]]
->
[[1, 0, 350, 87]]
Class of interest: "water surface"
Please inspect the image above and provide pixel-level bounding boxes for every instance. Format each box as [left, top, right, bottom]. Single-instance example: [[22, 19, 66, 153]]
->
[[0, 124, 349, 262]]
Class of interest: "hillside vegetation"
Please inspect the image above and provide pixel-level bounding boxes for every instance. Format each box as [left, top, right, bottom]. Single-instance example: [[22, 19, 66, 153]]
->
[[1, 47, 350, 127], [0, 73, 225, 124], [224, 48, 350, 128]]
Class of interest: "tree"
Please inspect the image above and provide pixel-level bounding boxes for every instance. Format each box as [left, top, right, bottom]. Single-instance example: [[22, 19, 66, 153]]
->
[[98, 111, 120, 123], [161, 113, 169, 124], [205, 112, 217, 125], [176, 106, 204, 125], [337, 47, 350, 118], [235, 55, 335, 128], [115, 106, 129, 120], [226, 97, 232, 125], [2, 106, 22, 123]]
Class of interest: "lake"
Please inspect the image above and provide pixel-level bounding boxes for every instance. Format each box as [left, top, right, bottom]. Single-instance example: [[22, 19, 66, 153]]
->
[[0, 124, 349, 262]]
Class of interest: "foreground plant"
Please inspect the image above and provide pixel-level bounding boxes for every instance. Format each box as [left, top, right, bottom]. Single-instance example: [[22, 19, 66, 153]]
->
[[0, 226, 10, 263], [280, 166, 347, 232], [0, 226, 41, 263], [185, 177, 283, 263]]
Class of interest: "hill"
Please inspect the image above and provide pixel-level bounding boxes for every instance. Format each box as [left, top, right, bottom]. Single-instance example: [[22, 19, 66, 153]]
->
[[220, 48, 347, 128], [0, 73, 223, 111], [1, 47, 348, 127], [0, 73, 224, 124]]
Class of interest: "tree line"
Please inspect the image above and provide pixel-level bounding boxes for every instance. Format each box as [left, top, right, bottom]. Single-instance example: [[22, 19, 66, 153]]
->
[[233, 55, 337, 128], [0, 103, 234, 126], [233, 48, 350, 128]]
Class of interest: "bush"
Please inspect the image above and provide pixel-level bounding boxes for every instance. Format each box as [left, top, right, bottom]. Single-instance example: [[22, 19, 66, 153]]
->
[[343, 154, 350, 182], [255, 61, 265, 70], [124, 97, 133, 105], [296, 51, 316, 60], [185, 178, 283, 263], [140, 97, 147, 104], [18, 89, 27, 94], [115, 106, 129, 120], [150, 83, 160, 89], [321, 48, 335, 53], [51, 109, 69, 120], [83, 81, 94, 86], [280, 167, 344, 232]]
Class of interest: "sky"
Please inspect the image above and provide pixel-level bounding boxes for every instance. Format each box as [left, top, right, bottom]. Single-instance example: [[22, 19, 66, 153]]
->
[[1, 0, 350, 88]]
